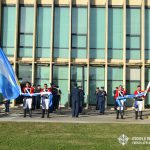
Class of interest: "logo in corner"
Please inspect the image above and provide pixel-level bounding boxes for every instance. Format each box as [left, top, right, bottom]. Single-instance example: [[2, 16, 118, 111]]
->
[[118, 134, 129, 146]]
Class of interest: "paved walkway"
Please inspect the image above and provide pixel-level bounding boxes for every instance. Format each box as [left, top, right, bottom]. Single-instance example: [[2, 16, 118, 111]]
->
[[0, 108, 150, 124]]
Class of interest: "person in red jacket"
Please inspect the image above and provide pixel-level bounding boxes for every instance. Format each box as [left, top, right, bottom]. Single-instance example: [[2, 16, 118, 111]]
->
[[23, 82, 34, 117], [41, 84, 51, 118], [115, 85, 126, 119], [134, 85, 144, 120]]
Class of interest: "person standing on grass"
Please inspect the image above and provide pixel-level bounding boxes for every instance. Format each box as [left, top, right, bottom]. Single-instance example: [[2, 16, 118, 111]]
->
[[113, 87, 118, 110], [78, 86, 85, 113], [52, 85, 58, 111], [99, 87, 107, 115], [115, 85, 126, 119], [134, 85, 144, 120], [41, 84, 51, 118], [71, 83, 80, 118], [32, 84, 36, 110], [23, 82, 34, 118], [95, 87, 100, 110], [56, 86, 62, 110], [35, 85, 41, 109], [4, 99, 10, 115]]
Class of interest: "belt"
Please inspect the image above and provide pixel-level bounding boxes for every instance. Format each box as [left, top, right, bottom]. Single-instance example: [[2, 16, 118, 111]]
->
[[136, 99, 143, 101], [26, 96, 32, 98], [42, 97, 49, 99]]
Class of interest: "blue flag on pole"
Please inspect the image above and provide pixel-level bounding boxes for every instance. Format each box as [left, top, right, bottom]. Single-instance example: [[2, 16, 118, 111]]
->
[[0, 48, 21, 99]]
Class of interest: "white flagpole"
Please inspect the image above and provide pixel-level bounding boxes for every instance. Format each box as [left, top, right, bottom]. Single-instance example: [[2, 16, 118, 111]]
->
[[144, 81, 150, 96]]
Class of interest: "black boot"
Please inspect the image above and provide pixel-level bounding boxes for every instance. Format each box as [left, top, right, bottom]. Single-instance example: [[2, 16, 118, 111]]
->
[[116, 110, 119, 119], [121, 111, 123, 119], [24, 109, 26, 118], [140, 111, 143, 120], [47, 109, 50, 118], [29, 109, 32, 118], [135, 111, 138, 119], [41, 109, 45, 118]]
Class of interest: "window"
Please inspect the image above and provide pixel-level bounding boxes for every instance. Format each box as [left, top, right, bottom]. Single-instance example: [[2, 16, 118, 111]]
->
[[108, 7, 123, 59], [1, 6, 16, 56], [126, 8, 141, 60], [36, 6, 52, 58], [53, 66, 68, 106], [90, 7, 105, 59], [108, 67, 123, 105], [35, 65, 50, 86], [145, 68, 150, 105], [54, 7, 69, 58], [19, 6, 34, 57], [71, 66, 87, 103], [18, 64, 32, 82], [126, 68, 141, 106], [145, 8, 150, 60], [72, 7, 87, 58], [89, 66, 105, 104]]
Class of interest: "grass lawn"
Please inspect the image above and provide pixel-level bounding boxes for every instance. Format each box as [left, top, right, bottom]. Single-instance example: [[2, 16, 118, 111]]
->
[[0, 122, 149, 150]]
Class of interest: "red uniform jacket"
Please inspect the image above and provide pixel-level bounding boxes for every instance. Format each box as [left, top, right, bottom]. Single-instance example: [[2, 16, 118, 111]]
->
[[134, 90, 144, 95], [134, 90, 144, 99], [40, 88, 51, 93], [48, 88, 52, 92], [115, 89, 126, 99], [23, 87, 34, 94]]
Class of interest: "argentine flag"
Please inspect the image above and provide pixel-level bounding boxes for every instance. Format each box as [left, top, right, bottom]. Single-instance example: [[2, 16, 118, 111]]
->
[[0, 48, 21, 99]]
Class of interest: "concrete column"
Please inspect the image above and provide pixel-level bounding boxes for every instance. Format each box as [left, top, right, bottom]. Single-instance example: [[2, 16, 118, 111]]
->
[[68, 0, 72, 107], [86, 0, 90, 108], [12, 0, 19, 107], [123, 0, 126, 89], [31, 0, 37, 84], [14, 0, 19, 73], [104, 0, 108, 108], [50, 0, 54, 84]]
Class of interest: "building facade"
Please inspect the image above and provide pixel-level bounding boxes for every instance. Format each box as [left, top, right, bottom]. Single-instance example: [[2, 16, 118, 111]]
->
[[0, 0, 150, 107]]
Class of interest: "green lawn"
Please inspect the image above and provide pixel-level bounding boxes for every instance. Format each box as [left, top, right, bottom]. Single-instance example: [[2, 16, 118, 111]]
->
[[0, 122, 149, 150]]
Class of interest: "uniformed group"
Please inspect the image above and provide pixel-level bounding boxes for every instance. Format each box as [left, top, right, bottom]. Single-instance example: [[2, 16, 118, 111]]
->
[[22, 82, 61, 118], [113, 85, 145, 120], [13, 82, 146, 120]]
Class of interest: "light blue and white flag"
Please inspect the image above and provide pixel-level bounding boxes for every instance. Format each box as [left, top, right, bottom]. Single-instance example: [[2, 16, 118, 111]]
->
[[116, 92, 145, 106], [21, 92, 53, 107], [0, 48, 21, 99]]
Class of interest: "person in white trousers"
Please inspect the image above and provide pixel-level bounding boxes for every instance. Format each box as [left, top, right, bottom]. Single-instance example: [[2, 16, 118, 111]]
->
[[23, 82, 34, 118], [41, 84, 51, 118], [134, 85, 144, 120]]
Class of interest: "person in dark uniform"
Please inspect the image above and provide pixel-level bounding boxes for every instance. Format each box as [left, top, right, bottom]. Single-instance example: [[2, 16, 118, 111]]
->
[[78, 86, 85, 113], [99, 87, 107, 114], [56, 86, 62, 110], [4, 99, 10, 115], [52, 85, 58, 111], [71, 83, 80, 118], [95, 87, 100, 110], [32, 84, 36, 110], [113, 87, 118, 110], [35, 85, 41, 109]]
